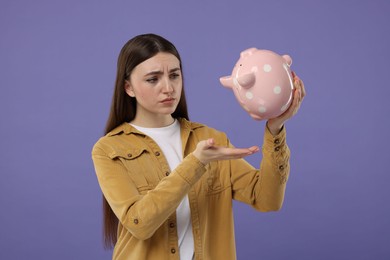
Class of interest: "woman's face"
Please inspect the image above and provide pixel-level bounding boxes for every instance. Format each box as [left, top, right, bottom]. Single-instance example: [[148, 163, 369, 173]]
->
[[125, 52, 182, 121]]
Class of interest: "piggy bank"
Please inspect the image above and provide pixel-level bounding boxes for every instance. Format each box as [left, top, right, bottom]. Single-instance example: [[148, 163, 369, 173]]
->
[[220, 48, 294, 120]]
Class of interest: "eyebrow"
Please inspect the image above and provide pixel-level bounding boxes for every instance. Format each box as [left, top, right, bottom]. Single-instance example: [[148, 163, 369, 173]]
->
[[144, 67, 181, 77]]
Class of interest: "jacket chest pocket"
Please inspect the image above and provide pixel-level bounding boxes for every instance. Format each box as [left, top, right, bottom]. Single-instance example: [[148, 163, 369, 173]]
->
[[204, 162, 227, 195], [109, 148, 160, 191]]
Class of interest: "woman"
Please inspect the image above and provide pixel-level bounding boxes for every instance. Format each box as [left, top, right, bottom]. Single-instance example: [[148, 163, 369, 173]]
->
[[92, 33, 305, 260]]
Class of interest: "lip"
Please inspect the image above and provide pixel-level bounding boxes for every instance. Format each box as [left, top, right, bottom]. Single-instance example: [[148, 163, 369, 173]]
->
[[160, 97, 176, 104]]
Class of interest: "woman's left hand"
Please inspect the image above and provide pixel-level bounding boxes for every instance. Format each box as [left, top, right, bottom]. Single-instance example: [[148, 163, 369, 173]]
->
[[267, 71, 306, 135]]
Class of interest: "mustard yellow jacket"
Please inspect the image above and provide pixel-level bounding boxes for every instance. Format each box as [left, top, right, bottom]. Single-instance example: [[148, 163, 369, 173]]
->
[[92, 118, 290, 260]]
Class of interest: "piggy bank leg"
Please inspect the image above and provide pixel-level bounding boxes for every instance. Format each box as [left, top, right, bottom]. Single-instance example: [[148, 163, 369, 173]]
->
[[249, 113, 263, 120]]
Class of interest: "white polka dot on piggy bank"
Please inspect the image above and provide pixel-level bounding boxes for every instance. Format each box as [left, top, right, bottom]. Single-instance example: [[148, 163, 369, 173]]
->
[[220, 48, 294, 120]]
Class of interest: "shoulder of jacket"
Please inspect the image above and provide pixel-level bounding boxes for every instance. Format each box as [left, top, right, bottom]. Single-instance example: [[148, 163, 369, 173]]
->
[[180, 118, 227, 139], [179, 118, 217, 132], [92, 128, 141, 156], [91, 135, 116, 156]]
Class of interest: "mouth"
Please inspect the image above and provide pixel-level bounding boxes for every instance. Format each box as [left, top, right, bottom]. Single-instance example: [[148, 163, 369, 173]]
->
[[160, 97, 176, 104]]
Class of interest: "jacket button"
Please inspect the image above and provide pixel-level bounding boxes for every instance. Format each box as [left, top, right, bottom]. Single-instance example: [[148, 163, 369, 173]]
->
[[127, 153, 132, 158], [171, 248, 176, 254], [155, 151, 160, 156], [275, 147, 280, 152], [169, 222, 175, 228], [133, 219, 139, 224], [274, 139, 280, 144]]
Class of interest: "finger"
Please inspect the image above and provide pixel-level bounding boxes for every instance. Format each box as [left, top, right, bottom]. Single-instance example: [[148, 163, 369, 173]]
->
[[293, 73, 306, 98], [291, 71, 296, 78], [293, 88, 303, 113], [205, 138, 215, 148], [297, 89, 303, 103], [295, 88, 302, 107], [293, 76, 301, 86], [284, 89, 300, 117], [197, 138, 214, 151], [300, 80, 306, 98], [248, 146, 260, 153], [221, 147, 259, 157]]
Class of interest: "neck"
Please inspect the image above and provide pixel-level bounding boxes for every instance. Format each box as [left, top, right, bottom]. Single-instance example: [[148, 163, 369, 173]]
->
[[131, 113, 175, 128]]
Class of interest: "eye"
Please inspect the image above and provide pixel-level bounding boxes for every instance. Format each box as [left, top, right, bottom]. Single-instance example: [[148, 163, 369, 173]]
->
[[170, 73, 180, 80], [146, 77, 158, 83]]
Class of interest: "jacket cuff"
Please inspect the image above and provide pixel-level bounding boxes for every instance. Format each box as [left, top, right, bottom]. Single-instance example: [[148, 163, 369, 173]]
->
[[263, 125, 289, 184], [263, 125, 286, 152], [175, 153, 207, 186]]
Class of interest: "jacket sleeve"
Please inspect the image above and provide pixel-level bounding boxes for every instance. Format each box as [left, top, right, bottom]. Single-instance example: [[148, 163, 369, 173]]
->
[[92, 144, 206, 240], [228, 125, 290, 212]]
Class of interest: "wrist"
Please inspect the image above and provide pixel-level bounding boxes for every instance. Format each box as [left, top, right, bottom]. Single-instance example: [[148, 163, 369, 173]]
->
[[266, 120, 283, 136], [192, 151, 208, 165]]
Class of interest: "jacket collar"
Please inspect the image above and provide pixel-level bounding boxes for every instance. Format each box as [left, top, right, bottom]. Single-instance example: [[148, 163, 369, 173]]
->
[[107, 118, 204, 137]]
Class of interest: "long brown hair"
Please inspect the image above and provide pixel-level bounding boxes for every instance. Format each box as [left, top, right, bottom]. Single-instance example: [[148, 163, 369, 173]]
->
[[102, 34, 189, 249]]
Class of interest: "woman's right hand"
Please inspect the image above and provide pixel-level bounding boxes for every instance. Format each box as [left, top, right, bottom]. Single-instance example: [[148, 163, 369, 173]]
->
[[192, 138, 259, 165]]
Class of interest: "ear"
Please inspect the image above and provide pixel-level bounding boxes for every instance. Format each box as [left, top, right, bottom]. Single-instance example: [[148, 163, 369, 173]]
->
[[282, 55, 292, 66], [124, 80, 135, 97], [240, 48, 257, 58], [237, 72, 255, 89]]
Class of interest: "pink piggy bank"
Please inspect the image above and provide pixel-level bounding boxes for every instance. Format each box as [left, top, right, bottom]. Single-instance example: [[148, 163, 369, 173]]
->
[[220, 48, 294, 120]]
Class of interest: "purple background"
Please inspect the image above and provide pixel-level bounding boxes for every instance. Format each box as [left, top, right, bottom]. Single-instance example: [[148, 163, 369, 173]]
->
[[1, 0, 389, 259]]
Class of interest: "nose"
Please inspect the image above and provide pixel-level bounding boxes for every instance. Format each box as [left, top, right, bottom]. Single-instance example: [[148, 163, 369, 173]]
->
[[162, 77, 174, 93]]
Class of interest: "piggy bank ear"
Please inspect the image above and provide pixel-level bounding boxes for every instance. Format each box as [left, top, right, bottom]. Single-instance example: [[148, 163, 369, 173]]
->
[[240, 47, 258, 58], [282, 55, 292, 66], [237, 72, 255, 89], [220, 76, 234, 89]]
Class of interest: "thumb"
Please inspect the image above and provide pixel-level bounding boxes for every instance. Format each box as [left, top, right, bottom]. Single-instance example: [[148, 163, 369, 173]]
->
[[205, 138, 215, 148], [199, 138, 215, 150]]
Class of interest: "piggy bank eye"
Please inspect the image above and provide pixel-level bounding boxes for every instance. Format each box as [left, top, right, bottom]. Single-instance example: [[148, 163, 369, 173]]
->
[[239, 64, 242, 67]]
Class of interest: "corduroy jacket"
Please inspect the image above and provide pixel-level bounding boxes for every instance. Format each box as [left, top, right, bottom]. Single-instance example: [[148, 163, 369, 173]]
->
[[92, 118, 290, 260]]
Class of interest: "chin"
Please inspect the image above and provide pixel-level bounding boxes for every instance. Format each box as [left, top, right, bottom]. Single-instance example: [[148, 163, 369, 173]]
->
[[157, 108, 177, 115]]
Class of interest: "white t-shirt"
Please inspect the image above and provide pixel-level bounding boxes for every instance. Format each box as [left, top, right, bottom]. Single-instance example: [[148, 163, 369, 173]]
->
[[130, 120, 194, 260]]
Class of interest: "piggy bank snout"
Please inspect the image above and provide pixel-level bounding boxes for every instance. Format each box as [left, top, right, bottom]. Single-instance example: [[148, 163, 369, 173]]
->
[[219, 75, 233, 89]]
